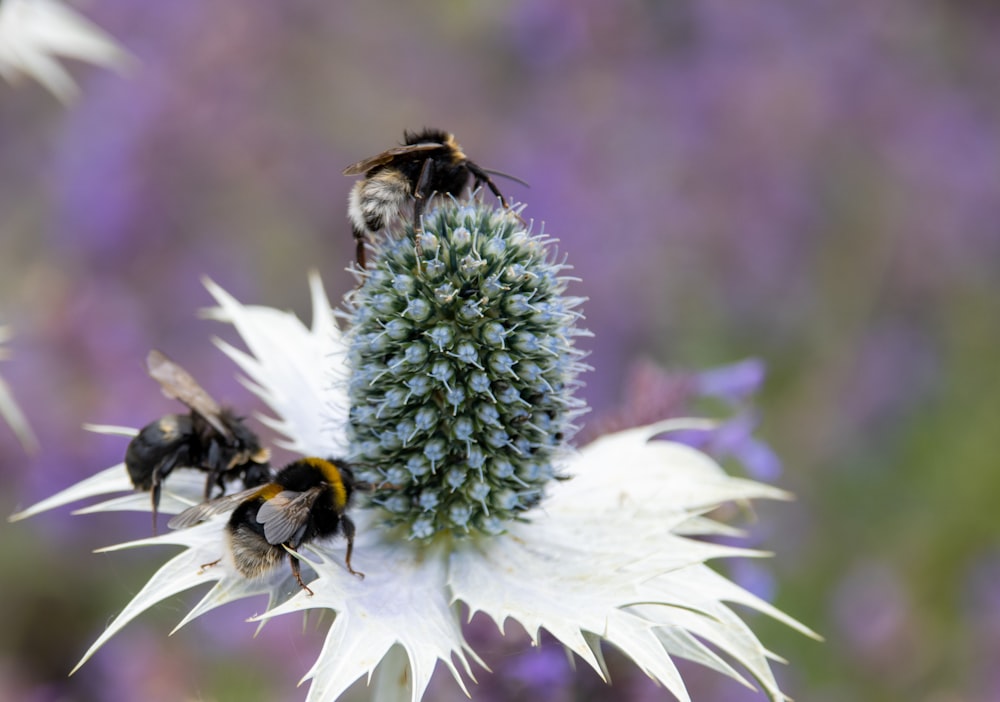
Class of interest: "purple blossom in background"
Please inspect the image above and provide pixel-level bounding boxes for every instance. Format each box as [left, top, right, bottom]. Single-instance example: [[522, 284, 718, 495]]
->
[[696, 358, 767, 405], [585, 357, 781, 480], [507, 644, 573, 691], [671, 413, 783, 481]]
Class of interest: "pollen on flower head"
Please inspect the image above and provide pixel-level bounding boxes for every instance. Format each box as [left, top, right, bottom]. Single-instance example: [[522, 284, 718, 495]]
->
[[346, 201, 589, 538]]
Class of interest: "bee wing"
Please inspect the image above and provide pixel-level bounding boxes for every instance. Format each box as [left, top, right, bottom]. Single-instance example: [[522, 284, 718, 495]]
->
[[256, 486, 324, 545], [146, 350, 232, 441], [167, 484, 269, 529], [342, 143, 441, 175]]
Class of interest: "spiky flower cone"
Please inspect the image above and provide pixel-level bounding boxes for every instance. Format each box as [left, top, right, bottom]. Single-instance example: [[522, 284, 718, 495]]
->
[[346, 202, 589, 538]]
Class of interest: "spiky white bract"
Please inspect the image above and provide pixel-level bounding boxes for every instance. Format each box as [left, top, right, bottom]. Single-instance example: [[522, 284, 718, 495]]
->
[[10, 271, 814, 701], [257, 522, 482, 702], [0, 0, 129, 102], [451, 421, 816, 702], [201, 271, 349, 457], [7, 463, 209, 523], [70, 515, 298, 675]]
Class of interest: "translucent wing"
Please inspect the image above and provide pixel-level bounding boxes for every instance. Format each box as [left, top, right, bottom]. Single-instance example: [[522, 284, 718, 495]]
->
[[146, 349, 231, 440], [256, 487, 324, 545], [342, 143, 441, 176], [167, 485, 269, 529]]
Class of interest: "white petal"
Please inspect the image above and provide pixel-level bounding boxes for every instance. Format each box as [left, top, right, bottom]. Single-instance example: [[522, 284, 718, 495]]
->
[[82, 423, 139, 437], [449, 423, 813, 701], [370, 645, 414, 702], [0, 0, 130, 102], [72, 471, 206, 516], [629, 564, 819, 700], [14, 0, 123, 62], [73, 518, 298, 673], [556, 420, 791, 516], [8, 464, 131, 521], [8, 464, 209, 522], [254, 516, 480, 702], [202, 274, 350, 458]]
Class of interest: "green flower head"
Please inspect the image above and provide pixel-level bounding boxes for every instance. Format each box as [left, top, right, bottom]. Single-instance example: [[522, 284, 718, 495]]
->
[[346, 201, 590, 538]]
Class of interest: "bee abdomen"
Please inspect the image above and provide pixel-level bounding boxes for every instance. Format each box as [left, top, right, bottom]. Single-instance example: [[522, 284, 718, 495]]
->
[[124, 414, 193, 490], [348, 170, 411, 234], [227, 519, 284, 579]]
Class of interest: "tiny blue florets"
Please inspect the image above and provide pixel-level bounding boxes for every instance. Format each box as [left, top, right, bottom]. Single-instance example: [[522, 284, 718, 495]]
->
[[346, 200, 589, 538]]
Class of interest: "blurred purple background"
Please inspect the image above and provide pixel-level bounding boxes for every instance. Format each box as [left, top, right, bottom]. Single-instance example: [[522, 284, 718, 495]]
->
[[3, 0, 1000, 700]]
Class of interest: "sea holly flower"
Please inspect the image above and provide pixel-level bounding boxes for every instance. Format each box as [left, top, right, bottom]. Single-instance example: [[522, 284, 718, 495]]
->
[[0, 0, 129, 102], [9, 201, 816, 701]]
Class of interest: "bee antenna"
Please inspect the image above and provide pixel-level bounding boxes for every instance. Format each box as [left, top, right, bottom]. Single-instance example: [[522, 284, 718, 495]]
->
[[480, 167, 530, 188]]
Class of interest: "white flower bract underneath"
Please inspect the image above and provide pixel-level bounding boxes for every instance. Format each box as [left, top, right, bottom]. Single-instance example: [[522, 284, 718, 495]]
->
[[10, 275, 816, 702]]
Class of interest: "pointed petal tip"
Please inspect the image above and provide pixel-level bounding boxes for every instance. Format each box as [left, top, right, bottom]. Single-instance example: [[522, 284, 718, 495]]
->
[[306, 268, 324, 291], [199, 278, 237, 321], [642, 417, 719, 439], [581, 418, 719, 452], [7, 465, 134, 521], [93, 539, 153, 554], [82, 423, 138, 437]]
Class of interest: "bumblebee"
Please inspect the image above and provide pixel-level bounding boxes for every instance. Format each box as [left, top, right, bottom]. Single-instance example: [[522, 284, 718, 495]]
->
[[343, 128, 526, 267], [126, 350, 272, 526], [169, 457, 363, 594]]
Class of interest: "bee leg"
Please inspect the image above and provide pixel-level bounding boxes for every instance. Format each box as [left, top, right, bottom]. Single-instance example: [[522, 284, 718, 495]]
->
[[468, 163, 525, 225], [149, 476, 162, 535], [149, 451, 182, 533], [289, 554, 315, 596], [466, 163, 508, 209], [213, 470, 226, 498], [203, 442, 223, 500], [198, 558, 221, 574], [353, 226, 368, 269], [342, 516, 364, 579], [412, 157, 435, 228], [202, 473, 217, 501], [409, 158, 437, 266]]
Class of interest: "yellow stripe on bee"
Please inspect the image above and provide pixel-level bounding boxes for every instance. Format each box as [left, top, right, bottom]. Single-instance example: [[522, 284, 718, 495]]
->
[[303, 457, 347, 509], [258, 483, 283, 500]]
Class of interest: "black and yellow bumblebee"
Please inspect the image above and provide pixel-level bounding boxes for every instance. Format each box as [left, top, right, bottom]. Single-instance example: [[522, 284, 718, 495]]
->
[[126, 350, 272, 526], [168, 457, 363, 594], [343, 128, 526, 267]]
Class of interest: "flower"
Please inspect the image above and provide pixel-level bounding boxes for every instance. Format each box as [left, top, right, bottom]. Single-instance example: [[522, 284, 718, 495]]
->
[[10, 201, 816, 701], [0, 324, 38, 453], [0, 0, 129, 102]]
